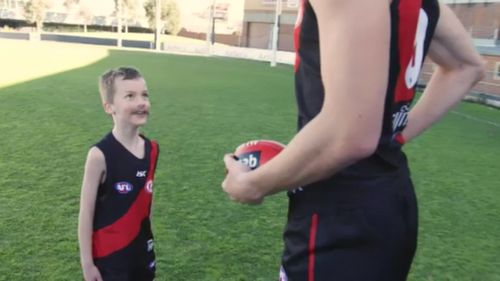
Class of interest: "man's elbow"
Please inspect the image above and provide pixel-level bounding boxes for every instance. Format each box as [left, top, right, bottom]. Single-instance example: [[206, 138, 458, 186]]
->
[[351, 139, 378, 160], [439, 59, 485, 89], [470, 60, 486, 84], [336, 135, 378, 163], [463, 57, 486, 85]]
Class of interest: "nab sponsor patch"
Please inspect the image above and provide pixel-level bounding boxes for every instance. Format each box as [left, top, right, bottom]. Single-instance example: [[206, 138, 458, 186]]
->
[[279, 266, 288, 281], [238, 152, 261, 170], [114, 182, 133, 194]]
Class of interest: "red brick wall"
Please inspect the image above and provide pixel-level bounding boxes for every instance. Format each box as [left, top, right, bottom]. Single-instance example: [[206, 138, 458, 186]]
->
[[278, 24, 294, 52], [448, 3, 500, 38]]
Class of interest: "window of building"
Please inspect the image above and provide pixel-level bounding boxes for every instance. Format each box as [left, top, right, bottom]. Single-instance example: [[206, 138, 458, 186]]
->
[[494, 62, 500, 80]]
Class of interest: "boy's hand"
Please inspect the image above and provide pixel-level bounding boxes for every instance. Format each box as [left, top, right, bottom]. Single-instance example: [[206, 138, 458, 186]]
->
[[222, 154, 264, 205], [83, 264, 103, 281]]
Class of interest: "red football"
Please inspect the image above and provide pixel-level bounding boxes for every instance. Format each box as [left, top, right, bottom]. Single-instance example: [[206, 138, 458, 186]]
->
[[234, 140, 285, 169]]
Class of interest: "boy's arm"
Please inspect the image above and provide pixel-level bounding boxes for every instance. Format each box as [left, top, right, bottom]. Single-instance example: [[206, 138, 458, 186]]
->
[[401, 3, 485, 142], [78, 147, 105, 279]]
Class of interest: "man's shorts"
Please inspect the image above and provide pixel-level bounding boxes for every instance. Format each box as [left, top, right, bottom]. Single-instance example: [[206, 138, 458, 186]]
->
[[280, 171, 418, 281]]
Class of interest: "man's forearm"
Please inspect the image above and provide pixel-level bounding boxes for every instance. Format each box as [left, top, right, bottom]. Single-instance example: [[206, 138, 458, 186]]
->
[[403, 65, 484, 142]]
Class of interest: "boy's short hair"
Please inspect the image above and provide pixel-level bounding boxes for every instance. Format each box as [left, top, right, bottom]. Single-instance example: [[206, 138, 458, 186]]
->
[[99, 67, 143, 104]]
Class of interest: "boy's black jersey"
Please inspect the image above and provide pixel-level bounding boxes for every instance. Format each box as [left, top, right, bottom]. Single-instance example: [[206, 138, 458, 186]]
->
[[92, 132, 159, 270], [294, 0, 440, 178]]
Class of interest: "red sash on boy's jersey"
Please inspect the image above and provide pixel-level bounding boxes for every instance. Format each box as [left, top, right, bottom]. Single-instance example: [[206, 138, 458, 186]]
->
[[92, 141, 159, 258]]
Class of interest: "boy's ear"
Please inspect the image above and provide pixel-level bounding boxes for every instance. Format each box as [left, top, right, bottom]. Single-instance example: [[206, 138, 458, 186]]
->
[[103, 101, 114, 115]]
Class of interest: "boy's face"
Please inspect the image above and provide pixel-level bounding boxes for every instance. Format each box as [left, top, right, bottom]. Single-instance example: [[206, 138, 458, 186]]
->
[[105, 77, 150, 127]]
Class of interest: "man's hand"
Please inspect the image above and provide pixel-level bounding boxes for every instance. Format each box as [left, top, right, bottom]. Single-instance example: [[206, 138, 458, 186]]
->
[[222, 154, 264, 205]]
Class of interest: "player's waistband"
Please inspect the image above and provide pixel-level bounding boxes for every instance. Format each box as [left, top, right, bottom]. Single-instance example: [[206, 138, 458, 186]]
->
[[287, 167, 412, 217]]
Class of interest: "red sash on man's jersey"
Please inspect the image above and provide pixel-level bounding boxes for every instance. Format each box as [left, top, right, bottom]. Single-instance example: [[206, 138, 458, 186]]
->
[[92, 141, 159, 258], [293, 0, 306, 72], [394, 0, 423, 102]]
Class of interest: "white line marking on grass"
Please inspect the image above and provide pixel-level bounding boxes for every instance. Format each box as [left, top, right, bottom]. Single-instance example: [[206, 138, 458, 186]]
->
[[451, 110, 500, 128]]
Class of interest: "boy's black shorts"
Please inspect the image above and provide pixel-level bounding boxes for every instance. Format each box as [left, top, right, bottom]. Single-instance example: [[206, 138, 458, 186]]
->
[[280, 171, 418, 281], [95, 262, 155, 281], [97, 265, 155, 281], [94, 245, 156, 281]]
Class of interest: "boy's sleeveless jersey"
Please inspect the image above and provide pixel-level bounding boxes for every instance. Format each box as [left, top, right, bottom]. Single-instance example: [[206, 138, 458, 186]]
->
[[92, 132, 159, 269], [294, 0, 440, 178]]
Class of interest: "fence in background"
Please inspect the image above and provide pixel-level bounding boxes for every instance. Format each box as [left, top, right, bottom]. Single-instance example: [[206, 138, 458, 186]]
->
[[1, 29, 499, 108]]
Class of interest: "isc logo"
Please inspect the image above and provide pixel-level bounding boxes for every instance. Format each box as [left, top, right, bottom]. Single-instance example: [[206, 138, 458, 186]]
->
[[238, 152, 261, 169], [114, 182, 134, 194]]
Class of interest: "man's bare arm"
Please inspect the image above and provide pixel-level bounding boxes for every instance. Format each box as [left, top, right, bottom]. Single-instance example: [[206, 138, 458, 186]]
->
[[402, 3, 485, 142], [223, 0, 391, 201]]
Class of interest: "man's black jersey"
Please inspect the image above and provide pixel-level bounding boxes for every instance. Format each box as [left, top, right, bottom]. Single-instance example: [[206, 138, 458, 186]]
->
[[294, 0, 440, 178], [92, 132, 159, 269]]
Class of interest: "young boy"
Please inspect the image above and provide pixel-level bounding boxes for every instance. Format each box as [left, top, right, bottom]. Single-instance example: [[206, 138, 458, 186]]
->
[[78, 67, 159, 281]]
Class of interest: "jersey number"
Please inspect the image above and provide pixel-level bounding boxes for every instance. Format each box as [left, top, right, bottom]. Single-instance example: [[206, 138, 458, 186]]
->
[[394, 2, 428, 103]]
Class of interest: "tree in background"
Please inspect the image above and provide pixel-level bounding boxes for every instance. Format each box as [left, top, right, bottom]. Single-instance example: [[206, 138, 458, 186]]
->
[[144, 0, 181, 35], [62, 0, 77, 9], [63, 0, 92, 33], [78, 5, 92, 33], [23, 0, 52, 33], [124, 0, 141, 33], [114, 0, 141, 33]]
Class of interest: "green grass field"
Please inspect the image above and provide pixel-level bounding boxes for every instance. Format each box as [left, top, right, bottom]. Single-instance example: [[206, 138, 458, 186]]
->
[[0, 39, 499, 280]]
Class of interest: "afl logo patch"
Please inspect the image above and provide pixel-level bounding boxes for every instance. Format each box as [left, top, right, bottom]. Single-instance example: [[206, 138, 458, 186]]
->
[[145, 180, 153, 193], [114, 182, 133, 194]]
